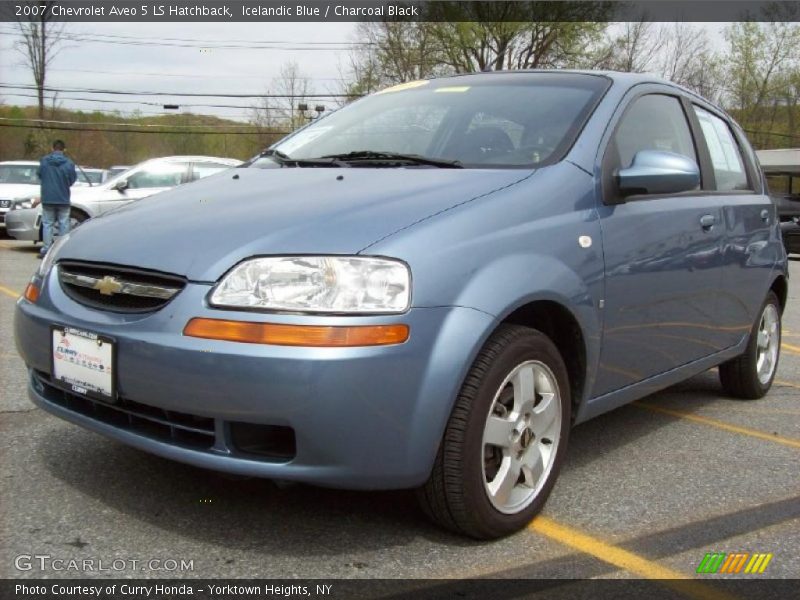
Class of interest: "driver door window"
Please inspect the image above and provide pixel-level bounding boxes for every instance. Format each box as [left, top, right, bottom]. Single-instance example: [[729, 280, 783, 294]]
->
[[126, 163, 188, 189], [610, 94, 697, 172]]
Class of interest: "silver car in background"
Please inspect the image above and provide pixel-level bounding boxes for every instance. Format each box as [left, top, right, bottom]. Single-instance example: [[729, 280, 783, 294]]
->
[[5, 155, 241, 241], [0, 161, 41, 231]]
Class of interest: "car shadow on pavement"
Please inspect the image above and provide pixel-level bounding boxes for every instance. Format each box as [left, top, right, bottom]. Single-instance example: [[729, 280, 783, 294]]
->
[[35, 370, 746, 553], [0, 241, 40, 254]]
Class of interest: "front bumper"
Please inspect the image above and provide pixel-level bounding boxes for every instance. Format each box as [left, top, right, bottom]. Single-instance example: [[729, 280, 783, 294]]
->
[[15, 267, 494, 489], [5, 207, 40, 241]]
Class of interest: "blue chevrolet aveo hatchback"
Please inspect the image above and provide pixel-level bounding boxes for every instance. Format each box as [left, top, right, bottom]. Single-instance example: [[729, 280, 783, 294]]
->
[[15, 72, 788, 538]]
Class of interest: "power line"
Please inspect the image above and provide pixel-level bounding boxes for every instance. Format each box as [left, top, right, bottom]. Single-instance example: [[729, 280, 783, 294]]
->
[[0, 117, 262, 130], [0, 122, 290, 136], [744, 128, 800, 141], [0, 28, 363, 51], [0, 83, 359, 99], [45, 67, 349, 82], [0, 26, 370, 47], [0, 91, 287, 113]]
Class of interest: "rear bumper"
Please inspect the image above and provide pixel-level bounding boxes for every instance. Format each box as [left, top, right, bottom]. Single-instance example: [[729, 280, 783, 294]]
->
[[15, 269, 494, 489], [781, 220, 800, 254]]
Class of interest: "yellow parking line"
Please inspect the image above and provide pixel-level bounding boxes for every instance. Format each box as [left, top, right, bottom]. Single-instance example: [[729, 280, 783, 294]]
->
[[782, 342, 800, 355], [529, 517, 735, 600], [636, 403, 800, 449], [775, 379, 800, 390], [0, 284, 20, 299]]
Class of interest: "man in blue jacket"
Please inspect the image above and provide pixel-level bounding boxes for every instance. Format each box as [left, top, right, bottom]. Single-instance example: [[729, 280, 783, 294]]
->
[[37, 140, 77, 258]]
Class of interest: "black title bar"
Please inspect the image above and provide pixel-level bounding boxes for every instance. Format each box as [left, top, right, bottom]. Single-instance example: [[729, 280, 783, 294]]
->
[[2, 1, 800, 23]]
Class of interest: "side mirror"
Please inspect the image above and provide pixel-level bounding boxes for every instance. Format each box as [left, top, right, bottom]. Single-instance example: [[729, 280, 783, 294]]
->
[[617, 150, 700, 198], [113, 179, 129, 192]]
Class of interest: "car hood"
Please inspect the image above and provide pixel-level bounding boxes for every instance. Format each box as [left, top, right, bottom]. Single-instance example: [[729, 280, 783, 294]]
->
[[69, 184, 126, 201], [59, 167, 532, 281], [0, 183, 39, 200]]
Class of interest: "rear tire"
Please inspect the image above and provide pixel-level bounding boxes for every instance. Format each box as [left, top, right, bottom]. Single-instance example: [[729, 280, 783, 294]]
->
[[719, 291, 781, 399], [417, 324, 571, 539]]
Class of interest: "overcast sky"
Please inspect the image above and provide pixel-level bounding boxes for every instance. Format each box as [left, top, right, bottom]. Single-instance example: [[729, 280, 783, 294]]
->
[[0, 21, 359, 122], [0, 21, 727, 123]]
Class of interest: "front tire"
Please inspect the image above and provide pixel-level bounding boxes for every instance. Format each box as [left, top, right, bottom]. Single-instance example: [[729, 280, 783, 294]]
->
[[69, 208, 88, 231], [719, 291, 781, 399], [418, 324, 571, 539]]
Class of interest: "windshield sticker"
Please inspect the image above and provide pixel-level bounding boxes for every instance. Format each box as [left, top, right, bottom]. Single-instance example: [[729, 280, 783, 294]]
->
[[375, 80, 429, 95], [435, 86, 471, 93]]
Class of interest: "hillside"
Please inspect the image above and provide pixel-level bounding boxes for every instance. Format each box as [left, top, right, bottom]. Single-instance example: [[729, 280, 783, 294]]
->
[[0, 105, 288, 166]]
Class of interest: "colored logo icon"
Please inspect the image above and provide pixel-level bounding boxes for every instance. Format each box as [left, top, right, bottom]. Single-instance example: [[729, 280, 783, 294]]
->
[[696, 552, 773, 574]]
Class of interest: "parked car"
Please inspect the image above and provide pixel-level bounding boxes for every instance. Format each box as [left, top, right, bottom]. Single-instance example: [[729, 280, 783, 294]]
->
[[758, 148, 800, 255], [0, 161, 41, 230], [15, 72, 787, 539], [5, 156, 241, 241], [74, 167, 109, 187]]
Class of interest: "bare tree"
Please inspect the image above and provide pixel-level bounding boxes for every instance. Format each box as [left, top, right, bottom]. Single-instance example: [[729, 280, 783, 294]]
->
[[251, 61, 314, 134], [14, 1, 67, 119], [592, 21, 665, 73], [658, 23, 723, 103]]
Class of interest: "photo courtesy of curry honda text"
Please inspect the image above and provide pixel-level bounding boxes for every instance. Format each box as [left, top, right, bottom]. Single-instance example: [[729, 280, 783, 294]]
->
[[14, 71, 788, 539]]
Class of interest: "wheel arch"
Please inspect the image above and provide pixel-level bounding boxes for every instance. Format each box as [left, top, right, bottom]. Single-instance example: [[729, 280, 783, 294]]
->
[[770, 274, 788, 315], [499, 299, 589, 420]]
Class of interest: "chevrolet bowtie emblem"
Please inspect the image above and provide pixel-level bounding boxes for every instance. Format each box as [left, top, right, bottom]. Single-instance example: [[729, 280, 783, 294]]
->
[[94, 275, 123, 296]]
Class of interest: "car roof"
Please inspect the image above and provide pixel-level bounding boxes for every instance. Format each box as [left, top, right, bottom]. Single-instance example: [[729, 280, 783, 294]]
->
[[437, 69, 675, 87], [756, 149, 800, 173]]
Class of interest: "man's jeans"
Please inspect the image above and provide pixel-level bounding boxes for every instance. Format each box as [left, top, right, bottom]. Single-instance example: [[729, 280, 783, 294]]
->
[[41, 204, 70, 256]]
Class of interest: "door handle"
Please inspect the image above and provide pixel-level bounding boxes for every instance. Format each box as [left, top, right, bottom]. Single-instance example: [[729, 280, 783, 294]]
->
[[699, 214, 716, 230], [760, 209, 770, 223]]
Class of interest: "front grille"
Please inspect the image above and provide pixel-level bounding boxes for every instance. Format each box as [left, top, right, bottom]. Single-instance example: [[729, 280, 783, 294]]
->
[[33, 371, 296, 461], [34, 370, 215, 450], [58, 261, 186, 313], [0, 199, 11, 209]]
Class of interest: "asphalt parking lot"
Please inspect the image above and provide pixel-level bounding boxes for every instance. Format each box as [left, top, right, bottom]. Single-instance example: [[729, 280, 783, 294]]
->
[[0, 236, 798, 586]]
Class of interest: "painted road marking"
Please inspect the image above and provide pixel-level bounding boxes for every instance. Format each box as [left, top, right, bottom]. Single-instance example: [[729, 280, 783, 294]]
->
[[0, 284, 20, 299], [636, 403, 800, 449], [774, 379, 800, 390], [529, 516, 736, 600], [782, 342, 800, 355]]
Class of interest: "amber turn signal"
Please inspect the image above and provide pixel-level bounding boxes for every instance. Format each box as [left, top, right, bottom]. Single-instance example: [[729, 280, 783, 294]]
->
[[183, 318, 409, 347], [23, 282, 39, 303]]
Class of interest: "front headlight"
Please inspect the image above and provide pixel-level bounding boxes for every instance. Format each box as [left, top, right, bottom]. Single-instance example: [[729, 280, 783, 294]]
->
[[210, 256, 411, 313], [37, 234, 70, 277]]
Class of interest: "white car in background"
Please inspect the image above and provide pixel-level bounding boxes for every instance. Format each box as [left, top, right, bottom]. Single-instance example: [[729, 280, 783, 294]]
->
[[5, 155, 241, 241], [0, 161, 41, 230]]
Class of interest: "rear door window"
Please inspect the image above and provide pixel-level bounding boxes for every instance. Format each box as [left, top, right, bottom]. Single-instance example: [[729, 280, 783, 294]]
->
[[693, 106, 751, 191], [191, 163, 234, 181]]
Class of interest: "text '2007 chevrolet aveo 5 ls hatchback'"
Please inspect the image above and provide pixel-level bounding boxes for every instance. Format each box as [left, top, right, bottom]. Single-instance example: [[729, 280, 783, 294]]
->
[[15, 72, 788, 539]]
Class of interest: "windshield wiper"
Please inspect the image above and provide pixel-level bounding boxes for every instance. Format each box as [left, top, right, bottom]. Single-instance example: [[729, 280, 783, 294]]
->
[[255, 148, 346, 168], [259, 148, 290, 160], [320, 151, 463, 169]]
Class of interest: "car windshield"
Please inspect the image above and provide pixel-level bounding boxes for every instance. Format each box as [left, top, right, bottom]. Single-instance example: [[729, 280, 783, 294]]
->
[[249, 73, 609, 169], [0, 165, 39, 184]]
